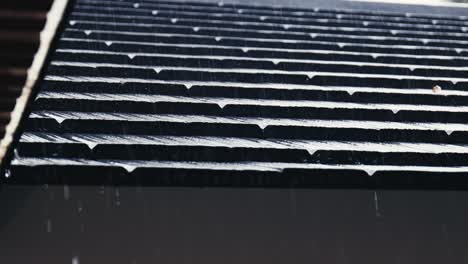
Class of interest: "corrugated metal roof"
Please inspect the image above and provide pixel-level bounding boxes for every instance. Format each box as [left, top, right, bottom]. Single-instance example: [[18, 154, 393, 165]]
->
[[6, 0, 468, 188]]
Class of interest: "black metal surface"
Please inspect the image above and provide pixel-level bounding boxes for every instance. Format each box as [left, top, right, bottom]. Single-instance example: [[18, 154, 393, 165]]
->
[[6, 0, 468, 188]]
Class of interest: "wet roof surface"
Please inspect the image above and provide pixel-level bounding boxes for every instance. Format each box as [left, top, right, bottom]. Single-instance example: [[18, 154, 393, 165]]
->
[[5, 0, 468, 188]]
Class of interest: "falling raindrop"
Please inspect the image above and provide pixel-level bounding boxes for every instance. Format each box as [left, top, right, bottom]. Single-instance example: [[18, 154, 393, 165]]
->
[[46, 218, 52, 233], [373, 191, 382, 218], [64, 185, 70, 200]]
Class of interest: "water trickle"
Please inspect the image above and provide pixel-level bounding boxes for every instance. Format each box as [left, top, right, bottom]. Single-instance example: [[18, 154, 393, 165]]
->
[[152, 10, 158, 15], [133, 3, 139, 8], [69, 20, 77, 26], [84, 30, 92, 35], [104, 41, 113, 46], [170, 18, 178, 24]]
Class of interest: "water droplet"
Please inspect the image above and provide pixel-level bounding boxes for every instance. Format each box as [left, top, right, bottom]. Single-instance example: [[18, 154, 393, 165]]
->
[[104, 41, 113, 46], [283, 24, 290, 30], [362, 21, 369, 26], [241, 48, 249, 53], [259, 16, 267, 21], [184, 83, 193, 89], [72, 256, 80, 264], [310, 33, 318, 38], [215, 37, 222, 42], [373, 191, 382, 217], [69, 20, 76, 26], [46, 218, 52, 233], [152, 10, 158, 15], [4, 169, 10, 178], [77, 200, 83, 213], [337, 43, 346, 48], [84, 30, 92, 35], [455, 48, 463, 54], [64, 185, 70, 200], [271, 59, 281, 65], [237, 9, 243, 14], [421, 39, 429, 44], [121, 164, 137, 173], [170, 18, 178, 24], [193, 27, 200, 32], [127, 54, 136, 59], [153, 67, 162, 74], [365, 169, 376, 177], [218, 2, 224, 6], [432, 85, 442, 93], [462, 27, 468, 32], [445, 130, 454, 136], [391, 109, 399, 114], [390, 30, 397, 35], [133, 3, 139, 8]]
